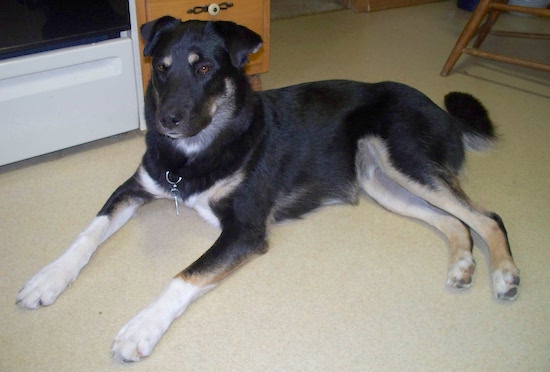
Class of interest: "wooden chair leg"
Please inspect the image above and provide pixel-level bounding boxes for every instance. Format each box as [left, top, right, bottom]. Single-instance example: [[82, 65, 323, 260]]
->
[[440, 0, 493, 76], [473, 1, 506, 48]]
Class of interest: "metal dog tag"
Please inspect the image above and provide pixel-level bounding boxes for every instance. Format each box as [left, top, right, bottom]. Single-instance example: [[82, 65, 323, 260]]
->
[[165, 171, 183, 216], [170, 188, 181, 215]]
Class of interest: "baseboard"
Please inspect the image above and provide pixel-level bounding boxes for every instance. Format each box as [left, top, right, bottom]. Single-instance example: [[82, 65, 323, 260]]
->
[[340, 0, 445, 12]]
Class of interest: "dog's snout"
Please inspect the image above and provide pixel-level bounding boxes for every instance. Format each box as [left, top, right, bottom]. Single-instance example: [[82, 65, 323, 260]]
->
[[159, 111, 183, 129]]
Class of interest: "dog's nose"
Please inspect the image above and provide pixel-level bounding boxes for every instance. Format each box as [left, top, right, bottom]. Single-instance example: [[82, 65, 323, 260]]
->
[[159, 111, 183, 129]]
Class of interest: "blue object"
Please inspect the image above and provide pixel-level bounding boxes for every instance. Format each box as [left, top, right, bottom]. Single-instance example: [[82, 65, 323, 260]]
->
[[457, 0, 480, 11]]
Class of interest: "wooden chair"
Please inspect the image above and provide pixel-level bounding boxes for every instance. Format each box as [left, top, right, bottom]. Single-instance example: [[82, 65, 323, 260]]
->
[[440, 0, 550, 76]]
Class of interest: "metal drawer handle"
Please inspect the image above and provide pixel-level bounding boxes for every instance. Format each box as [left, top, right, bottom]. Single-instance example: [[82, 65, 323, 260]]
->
[[187, 2, 234, 15]]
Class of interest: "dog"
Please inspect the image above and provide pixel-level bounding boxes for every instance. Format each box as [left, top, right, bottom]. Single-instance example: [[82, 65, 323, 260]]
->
[[17, 17, 520, 362]]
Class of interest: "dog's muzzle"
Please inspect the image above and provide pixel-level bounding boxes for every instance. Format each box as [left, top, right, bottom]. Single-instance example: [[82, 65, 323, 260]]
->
[[156, 108, 211, 138]]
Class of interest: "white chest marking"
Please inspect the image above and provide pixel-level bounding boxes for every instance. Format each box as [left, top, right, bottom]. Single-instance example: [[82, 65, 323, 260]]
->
[[185, 171, 244, 228], [137, 166, 167, 198]]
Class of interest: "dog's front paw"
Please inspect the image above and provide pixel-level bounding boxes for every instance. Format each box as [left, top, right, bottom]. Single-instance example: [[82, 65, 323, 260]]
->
[[17, 263, 75, 309], [111, 308, 169, 362], [492, 261, 520, 301], [111, 279, 203, 362]]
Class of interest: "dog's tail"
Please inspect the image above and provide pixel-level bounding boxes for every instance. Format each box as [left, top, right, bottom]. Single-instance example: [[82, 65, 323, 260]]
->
[[444, 92, 497, 152]]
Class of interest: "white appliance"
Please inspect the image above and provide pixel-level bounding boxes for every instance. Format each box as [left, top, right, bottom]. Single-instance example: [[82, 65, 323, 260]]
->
[[0, 1, 144, 166]]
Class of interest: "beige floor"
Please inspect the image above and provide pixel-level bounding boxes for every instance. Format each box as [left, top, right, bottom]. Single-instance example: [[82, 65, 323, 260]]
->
[[2, 2, 549, 371]]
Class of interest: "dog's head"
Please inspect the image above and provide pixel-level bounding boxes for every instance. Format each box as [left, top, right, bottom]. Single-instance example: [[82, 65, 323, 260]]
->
[[140, 17, 262, 149]]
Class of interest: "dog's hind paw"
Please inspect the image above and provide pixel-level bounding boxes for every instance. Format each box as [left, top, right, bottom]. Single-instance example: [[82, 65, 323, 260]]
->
[[446, 255, 476, 290], [492, 262, 520, 301], [16, 263, 75, 309]]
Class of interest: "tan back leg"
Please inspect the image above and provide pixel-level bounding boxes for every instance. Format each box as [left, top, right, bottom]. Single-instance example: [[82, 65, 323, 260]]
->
[[357, 151, 476, 290], [358, 138, 520, 300]]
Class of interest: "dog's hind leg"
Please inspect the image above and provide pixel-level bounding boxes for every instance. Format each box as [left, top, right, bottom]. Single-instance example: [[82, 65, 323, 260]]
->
[[356, 147, 476, 290], [409, 182, 520, 300], [17, 167, 154, 309], [359, 138, 519, 300], [111, 222, 268, 362]]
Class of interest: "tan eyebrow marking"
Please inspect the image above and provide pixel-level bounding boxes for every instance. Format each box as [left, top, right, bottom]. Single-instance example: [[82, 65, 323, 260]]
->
[[162, 55, 173, 67], [188, 53, 199, 65]]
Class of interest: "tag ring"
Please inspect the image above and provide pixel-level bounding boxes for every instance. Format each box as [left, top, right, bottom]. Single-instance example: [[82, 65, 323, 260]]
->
[[165, 171, 182, 186]]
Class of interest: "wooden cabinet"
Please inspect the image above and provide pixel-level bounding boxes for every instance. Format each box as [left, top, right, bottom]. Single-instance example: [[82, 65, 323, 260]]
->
[[135, 0, 270, 91]]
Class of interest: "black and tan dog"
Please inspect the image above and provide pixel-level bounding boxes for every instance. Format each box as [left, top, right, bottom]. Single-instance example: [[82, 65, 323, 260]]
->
[[17, 17, 520, 362]]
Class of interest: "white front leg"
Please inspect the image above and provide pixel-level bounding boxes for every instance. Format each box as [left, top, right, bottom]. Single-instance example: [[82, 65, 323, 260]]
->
[[17, 199, 139, 309], [17, 216, 110, 308], [111, 278, 215, 362]]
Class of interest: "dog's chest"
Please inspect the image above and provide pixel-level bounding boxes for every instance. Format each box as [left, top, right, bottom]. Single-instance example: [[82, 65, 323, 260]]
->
[[138, 166, 244, 228], [183, 171, 244, 228], [184, 191, 220, 228]]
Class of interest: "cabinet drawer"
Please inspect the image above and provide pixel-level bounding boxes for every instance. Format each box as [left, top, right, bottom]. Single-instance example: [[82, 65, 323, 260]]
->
[[144, 0, 269, 75]]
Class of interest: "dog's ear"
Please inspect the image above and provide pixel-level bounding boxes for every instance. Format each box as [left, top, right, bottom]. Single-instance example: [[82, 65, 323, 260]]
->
[[141, 16, 181, 57], [210, 21, 263, 69]]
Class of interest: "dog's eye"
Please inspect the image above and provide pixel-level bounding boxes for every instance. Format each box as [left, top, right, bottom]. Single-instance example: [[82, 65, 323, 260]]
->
[[156, 64, 167, 73], [197, 65, 210, 75]]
